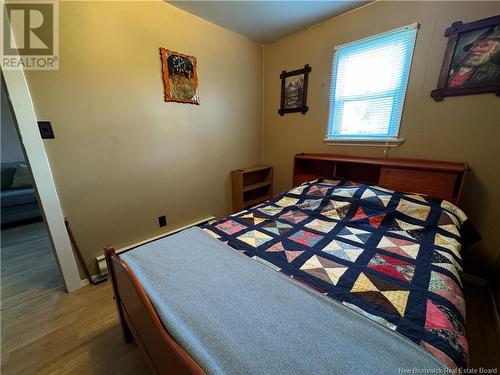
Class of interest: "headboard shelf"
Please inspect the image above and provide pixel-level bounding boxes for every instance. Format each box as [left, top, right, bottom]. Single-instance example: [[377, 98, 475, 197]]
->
[[293, 153, 469, 204]]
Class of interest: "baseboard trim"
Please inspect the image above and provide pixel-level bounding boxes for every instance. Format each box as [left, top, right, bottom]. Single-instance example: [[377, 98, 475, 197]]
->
[[93, 216, 216, 279]]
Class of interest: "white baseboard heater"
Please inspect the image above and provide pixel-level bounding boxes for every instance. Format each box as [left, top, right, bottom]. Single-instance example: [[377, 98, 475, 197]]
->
[[93, 216, 216, 282]]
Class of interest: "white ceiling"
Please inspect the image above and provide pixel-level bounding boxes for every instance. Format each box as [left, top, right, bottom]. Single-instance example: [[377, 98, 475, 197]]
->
[[168, 1, 370, 44]]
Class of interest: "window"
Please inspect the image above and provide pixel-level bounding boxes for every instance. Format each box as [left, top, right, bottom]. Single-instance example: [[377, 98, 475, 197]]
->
[[326, 23, 418, 144]]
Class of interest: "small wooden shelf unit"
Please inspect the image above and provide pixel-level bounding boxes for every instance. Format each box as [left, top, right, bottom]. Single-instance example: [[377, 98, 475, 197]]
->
[[232, 165, 273, 212]]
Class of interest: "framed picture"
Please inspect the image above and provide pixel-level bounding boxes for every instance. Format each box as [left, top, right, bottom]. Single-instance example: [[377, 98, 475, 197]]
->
[[278, 64, 311, 115], [160, 48, 199, 104], [431, 15, 500, 101]]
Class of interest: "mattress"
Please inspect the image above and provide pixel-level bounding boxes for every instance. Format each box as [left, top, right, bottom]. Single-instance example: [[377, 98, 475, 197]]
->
[[203, 178, 477, 369], [122, 227, 444, 375]]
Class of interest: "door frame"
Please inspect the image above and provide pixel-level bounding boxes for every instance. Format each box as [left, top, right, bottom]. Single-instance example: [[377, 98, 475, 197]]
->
[[1, 69, 82, 292]]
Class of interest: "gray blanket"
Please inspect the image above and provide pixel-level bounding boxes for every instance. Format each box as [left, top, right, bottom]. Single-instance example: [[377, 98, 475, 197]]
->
[[121, 227, 444, 375]]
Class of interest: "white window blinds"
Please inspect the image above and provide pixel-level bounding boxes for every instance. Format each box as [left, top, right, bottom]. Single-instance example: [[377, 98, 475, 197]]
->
[[326, 23, 418, 141]]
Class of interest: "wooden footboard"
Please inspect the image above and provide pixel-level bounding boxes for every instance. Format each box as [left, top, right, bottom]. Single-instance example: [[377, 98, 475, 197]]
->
[[104, 245, 205, 375]]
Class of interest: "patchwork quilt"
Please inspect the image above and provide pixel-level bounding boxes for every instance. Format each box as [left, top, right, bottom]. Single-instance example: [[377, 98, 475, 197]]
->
[[203, 178, 478, 369]]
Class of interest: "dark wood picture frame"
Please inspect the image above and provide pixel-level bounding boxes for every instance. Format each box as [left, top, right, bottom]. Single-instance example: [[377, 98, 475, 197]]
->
[[160, 48, 200, 105], [431, 15, 500, 102], [278, 64, 311, 115]]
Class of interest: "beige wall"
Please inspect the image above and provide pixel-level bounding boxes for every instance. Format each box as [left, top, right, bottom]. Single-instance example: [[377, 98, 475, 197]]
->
[[25, 1, 263, 275], [23, 0, 500, 281], [1, 82, 25, 163], [263, 1, 500, 276]]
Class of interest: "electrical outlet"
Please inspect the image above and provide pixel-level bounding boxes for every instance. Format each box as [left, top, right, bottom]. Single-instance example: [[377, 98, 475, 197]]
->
[[158, 215, 167, 227], [38, 121, 55, 139]]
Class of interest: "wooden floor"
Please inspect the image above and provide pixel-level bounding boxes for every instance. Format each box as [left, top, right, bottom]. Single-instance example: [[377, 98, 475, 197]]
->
[[1, 222, 149, 374], [463, 280, 500, 370], [1, 282, 149, 374], [1, 222, 498, 373], [1, 222, 63, 310]]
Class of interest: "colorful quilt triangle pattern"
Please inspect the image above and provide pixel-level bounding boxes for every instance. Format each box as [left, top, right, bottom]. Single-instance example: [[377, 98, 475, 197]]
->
[[257, 205, 284, 217], [265, 241, 304, 264], [396, 198, 431, 221], [377, 236, 420, 259], [438, 210, 460, 228], [205, 177, 472, 369], [215, 219, 247, 235], [320, 200, 350, 220], [389, 219, 425, 241], [237, 230, 272, 247], [261, 220, 293, 236], [279, 210, 308, 224], [322, 239, 364, 262], [296, 199, 322, 211], [305, 219, 337, 233], [368, 253, 415, 282], [424, 300, 467, 363], [332, 187, 359, 198], [289, 185, 307, 195], [275, 196, 299, 207], [337, 226, 371, 244], [300, 255, 347, 285], [361, 188, 392, 207], [352, 207, 368, 220], [307, 185, 330, 196], [435, 233, 461, 257], [351, 272, 409, 316], [368, 214, 385, 228], [429, 270, 465, 316], [289, 230, 323, 247], [240, 213, 266, 226]]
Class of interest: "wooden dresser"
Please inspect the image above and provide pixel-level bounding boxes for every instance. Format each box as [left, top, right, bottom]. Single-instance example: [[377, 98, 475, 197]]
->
[[293, 153, 469, 204]]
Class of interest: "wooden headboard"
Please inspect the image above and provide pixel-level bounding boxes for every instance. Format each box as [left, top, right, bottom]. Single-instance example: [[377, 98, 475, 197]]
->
[[293, 153, 469, 205]]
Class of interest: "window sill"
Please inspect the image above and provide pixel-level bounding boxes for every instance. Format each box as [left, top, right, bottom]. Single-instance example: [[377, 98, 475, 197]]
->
[[324, 137, 405, 147]]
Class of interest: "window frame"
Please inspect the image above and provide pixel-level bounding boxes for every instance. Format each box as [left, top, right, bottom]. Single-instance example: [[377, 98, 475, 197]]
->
[[325, 23, 419, 146]]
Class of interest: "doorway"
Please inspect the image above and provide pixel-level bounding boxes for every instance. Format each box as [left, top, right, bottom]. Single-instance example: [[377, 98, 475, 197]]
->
[[1, 66, 81, 294], [1, 78, 65, 308]]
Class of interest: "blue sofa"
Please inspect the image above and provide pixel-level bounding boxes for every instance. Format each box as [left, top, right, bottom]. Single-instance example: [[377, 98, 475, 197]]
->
[[1, 162, 41, 225]]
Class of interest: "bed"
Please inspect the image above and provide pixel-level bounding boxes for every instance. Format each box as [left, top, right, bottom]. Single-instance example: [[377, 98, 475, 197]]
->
[[105, 154, 477, 374]]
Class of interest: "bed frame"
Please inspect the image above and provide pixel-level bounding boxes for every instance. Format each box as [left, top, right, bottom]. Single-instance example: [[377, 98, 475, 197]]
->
[[293, 153, 469, 204], [105, 154, 469, 375], [104, 246, 205, 374]]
